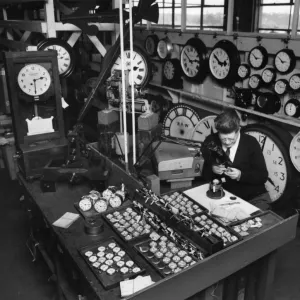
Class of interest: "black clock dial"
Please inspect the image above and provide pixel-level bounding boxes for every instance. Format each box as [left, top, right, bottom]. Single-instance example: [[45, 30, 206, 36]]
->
[[274, 49, 296, 74], [255, 92, 281, 114], [249, 74, 262, 89], [144, 34, 159, 57], [274, 79, 288, 95], [289, 73, 300, 91], [284, 98, 300, 117], [180, 38, 208, 83], [163, 104, 200, 139], [248, 46, 268, 70], [237, 64, 250, 80], [162, 59, 183, 89], [261, 68, 276, 84]]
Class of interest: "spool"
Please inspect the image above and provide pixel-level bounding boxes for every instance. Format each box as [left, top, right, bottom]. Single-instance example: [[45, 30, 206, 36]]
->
[[115, 132, 129, 155], [84, 218, 104, 236]]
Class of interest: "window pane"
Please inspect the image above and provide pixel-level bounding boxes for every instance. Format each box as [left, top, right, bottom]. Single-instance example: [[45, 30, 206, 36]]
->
[[203, 7, 224, 27], [158, 8, 172, 25], [204, 0, 225, 5], [259, 5, 293, 30], [174, 0, 181, 5], [186, 7, 201, 27], [187, 0, 201, 6], [261, 0, 291, 3], [174, 8, 181, 27]]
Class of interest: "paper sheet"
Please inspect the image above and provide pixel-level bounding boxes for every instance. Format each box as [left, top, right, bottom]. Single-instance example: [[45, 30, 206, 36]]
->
[[53, 212, 80, 229]]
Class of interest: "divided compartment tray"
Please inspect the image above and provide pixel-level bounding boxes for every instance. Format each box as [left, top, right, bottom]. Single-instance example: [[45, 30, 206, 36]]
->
[[103, 204, 152, 243], [78, 237, 145, 290], [229, 210, 283, 237]]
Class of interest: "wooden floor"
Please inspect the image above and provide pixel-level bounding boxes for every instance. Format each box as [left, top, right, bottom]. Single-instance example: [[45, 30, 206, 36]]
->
[[0, 168, 299, 300]]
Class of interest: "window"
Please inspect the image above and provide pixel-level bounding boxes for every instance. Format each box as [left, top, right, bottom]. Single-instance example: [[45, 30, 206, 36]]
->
[[258, 0, 294, 33]]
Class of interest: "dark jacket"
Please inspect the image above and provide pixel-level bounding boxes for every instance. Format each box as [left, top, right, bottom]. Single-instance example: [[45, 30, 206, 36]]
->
[[202, 133, 268, 201]]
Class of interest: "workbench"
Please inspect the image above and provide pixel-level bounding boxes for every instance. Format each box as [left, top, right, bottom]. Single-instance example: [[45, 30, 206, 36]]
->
[[18, 155, 298, 300]]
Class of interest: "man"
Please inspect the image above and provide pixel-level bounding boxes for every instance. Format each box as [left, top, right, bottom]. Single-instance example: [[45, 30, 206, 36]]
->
[[202, 109, 270, 210]]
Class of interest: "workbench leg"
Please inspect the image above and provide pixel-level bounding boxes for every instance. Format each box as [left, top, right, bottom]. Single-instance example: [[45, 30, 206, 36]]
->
[[186, 282, 223, 300], [256, 251, 277, 300], [223, 273, 239, 300], [244, 263, 258, 300]]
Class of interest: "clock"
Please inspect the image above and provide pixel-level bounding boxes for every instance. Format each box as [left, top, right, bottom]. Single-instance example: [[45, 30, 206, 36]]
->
[[109, 194, 123, 208], [274, 49, 296, 74], [163, 104, 200, 139], [289, 131, 300, 172], [111, 45, 151, 88], [274, 79, 288, 95], [37, 38, 75, 78], [162, 59, 183, 89], [248, 46, 268, 70], [94, 198, 108, 213], [234, 88, 254, 108], [289, 73, 300, 91], [249, 74, 262, 89], [261, 68, 276, 85], [79, 196, 93, 212], [157, 37, 173, 60], [237, 64, 250, 80], [284, 98, 300, 117], [209, 40, 240, 86], [255, 92, 281, 114], [190, 115, 217, 143], [144, 34, 159, 57], [242, 124, 296, 205], [180, 38, 208, 83]]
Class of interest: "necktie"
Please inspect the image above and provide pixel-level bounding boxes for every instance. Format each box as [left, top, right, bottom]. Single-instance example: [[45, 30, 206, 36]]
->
[[226, 147, 230, 159]]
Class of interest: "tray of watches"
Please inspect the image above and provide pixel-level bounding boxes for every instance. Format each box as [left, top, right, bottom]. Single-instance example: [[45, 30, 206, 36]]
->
[[103, 205, 154, 243], [79, 237, 145, 290]]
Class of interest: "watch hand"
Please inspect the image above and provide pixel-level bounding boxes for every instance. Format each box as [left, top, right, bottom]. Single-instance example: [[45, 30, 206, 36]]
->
[[267, 177, 276, 187]]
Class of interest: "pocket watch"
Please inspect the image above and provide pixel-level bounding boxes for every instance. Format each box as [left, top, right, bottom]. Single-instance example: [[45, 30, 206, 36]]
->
[[144, 34, 159, 57], [274, 79, 288, 95], [162, 59, 183, 88], [289, 74, 300, 91], [237, 64, 250, 80], [284, 98, 300, 117], [94, 198, 108, 213], [157, 37, 173, 60], [79, 196, 93, 212], [37, 38, 75, 78], [180, 38, 208, 83], [242, 124, 296, 205], [209, 40, 240, 86], [249, 74, 262, 89], [274, 48, 296, 74], [111, 45, 151, 87], [261, 68, 276, 84], [163, 104, 200, 138], [190, 115, 217, 142], [248, 46, 268, 70]]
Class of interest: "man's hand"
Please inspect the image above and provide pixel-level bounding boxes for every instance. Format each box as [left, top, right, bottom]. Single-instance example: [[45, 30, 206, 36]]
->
[[212, 164, 227, 175], [224, 167, 241, 180]]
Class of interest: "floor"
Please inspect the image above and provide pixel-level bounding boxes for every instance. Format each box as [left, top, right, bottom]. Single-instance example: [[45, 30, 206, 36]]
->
[[0, 168, 300, 300]]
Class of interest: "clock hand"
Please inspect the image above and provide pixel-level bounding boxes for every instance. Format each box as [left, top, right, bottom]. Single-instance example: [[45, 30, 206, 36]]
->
[[267, 177, 276, 187], [251, 53, 259, 60], [184, 52, 193, 64], [33, 79, 37, 94], [213, 54, 222, 66], [278, 57, 286, 64]]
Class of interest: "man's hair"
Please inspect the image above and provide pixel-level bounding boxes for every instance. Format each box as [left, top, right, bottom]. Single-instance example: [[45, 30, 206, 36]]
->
[[214, 109, 240, 134]]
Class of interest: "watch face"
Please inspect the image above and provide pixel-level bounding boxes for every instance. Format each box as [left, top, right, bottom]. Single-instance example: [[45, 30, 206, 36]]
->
[[111, 48, 149, 86], [289, 74, 300, 91], [144, 35, 159, 57], [109, 195, 122, 208], [274, 49, 296, 74], [237, 64, 250, 79], [249, 74, 261, 89], [94, 199, 108, 213], [209, 47, 230, 80], [191, 115, 217, 143], [274, 79, 288, 95], [79, 197, 92, 211], [262, 68, 276, 84], [17, 63, 51, 96], [163, 60, 175, 80], [284, 102, 297, 117], [248, 46, 268, 69], [163, 104, 200, 139]]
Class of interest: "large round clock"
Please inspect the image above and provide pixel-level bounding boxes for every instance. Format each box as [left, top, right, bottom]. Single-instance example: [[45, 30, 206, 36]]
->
[[274, 48, 296, 74], [248, 46, 268, 70], [242, 124, 296, 205], [163, 104, 200, 139], [190, 115, 217, 143], [209, 40, 240, 86], [37, 38, 75, 78], [110, 46, 151, 88], [180, 38, 208, 83]]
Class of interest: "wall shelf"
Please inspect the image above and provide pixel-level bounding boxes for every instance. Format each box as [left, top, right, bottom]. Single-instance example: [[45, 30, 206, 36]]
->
[[149, 82, 300, 128]]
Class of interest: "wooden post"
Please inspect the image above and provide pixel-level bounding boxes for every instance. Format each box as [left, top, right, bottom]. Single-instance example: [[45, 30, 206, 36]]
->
[[44, 0, 57, 38]]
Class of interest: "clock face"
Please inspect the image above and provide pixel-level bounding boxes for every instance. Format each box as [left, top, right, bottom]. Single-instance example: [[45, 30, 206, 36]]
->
[[163, 104, 200, 139], [274, 79, 288, 95], [290, 131, 300, 172], [163, 60, 175, 80], [94, 199, 108, 213], [289, 74, 300, 91], [209, 47, 230, 80], [249, 74, 261, 89], [79, 197, 92, 211], [144, 35, 159, 57], [248, 46, 268, 69], [284, 99, 300, 117], [181, 45, 200, 78], [244, 130, 288, 202], [274, 49, 296, 74], [237, 64, 250, 79], [17, 63, 51, 96], [191, 115, 217, 143], [157, 38, 172, 60], [262, 68, 276, 84], [109, 195, 122, 208], [111, 48, 149, 87]]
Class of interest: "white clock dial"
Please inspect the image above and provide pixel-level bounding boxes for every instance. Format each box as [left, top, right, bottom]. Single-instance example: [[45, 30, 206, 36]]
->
[[274, 79, 288, 95], [262, 68, 275, 84], [290, 131, 300, 172], [109, 195, 122, 208], [249, 75, 261, 89], [181, 45, 200, 78], [44, 45, 71, 75], [285, 102, 297, 116], [191, 115, 217, 143], [17, 64, 51, 96], [209, 48, 230, 80], [289, 74, 300, 91], [237, 65, 249, 79], [94, 199, 108, 213], [245, 131, 288, 202], [111, 49, 148, 86], [79, 197, 92, 211], [249, 48, 264, 68], [163, 104, 200, 139], [275, 51, 291, 73], [164, 61, 175, 80]]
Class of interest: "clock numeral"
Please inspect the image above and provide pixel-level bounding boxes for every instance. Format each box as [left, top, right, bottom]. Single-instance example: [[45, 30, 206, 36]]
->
[[203, 121, 210, 129], [280, 172, 285, 181], [182, 107, 187, 116], [126, 52, 130, 59], [22, 73, 25, 77], [275, 186, 280, 192], [278, 157, 283, 165]]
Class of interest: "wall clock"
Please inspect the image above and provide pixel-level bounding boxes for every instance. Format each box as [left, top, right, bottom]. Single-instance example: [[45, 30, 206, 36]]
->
[[274, 79, 288, 95], [284, 98, 300, 118], [289, 73, 300, 91], [248, 46, 268, 70], [261, 68, 276, 85], [289, 131, 300, 172], [37, 38, 75, 78], [110, 45, 151, 88], [237, 64, 250, 80], [208, 40, 240, 87], [162, 59, 183, 89], [248, 74, 262, 89], [242, 124, 296, 205], [163, 104, 200, 139], [157, 37, 173, 60], [144, 34, 159, 57], [190, 115, 217, 143], [180, 38, 208, 83], [274, 48, 296, 74], [255, 92, 281, 114]]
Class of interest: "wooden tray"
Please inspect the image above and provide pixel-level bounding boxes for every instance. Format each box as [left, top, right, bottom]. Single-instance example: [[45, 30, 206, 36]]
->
[[78, 237, 145, 290]]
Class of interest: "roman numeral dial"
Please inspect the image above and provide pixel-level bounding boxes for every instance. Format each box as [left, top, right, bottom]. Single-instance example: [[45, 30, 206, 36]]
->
[[191, 115, 217, 143]]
